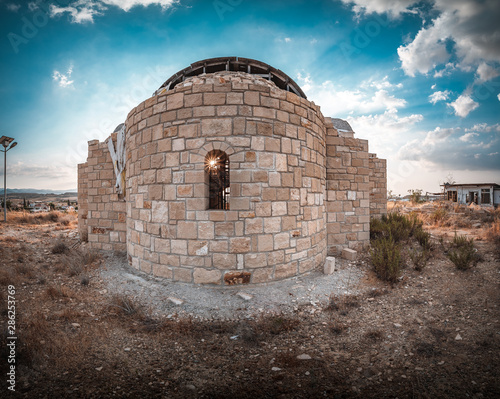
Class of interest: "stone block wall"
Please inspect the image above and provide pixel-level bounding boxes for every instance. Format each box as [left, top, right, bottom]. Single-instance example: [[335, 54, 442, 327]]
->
[[124, 72, 327, 284], [369, 154, 387, 218], [77, 162, 89, 239], [324, 119, 370, 254], [78, 136, 127, 251]]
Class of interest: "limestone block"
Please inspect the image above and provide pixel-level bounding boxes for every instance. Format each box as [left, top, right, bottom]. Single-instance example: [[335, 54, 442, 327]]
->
[[342, 248, 357, 261], [324, 257, 335, 274], [193, 268, 221, 284]]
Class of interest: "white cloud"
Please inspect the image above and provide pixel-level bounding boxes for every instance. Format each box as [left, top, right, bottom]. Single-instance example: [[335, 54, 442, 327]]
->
[[397, 17, 450, 77], [297, 74, 407, 117], [397, 0, 500, 77], [429, 90, 451, 104], [284, 37, 291, 43], [498, 93, 500, 101], [459, 132, 479, 142], [448, 94, 479, 117], [433, 62, 457, 78], [53, 65, 75, 88], [6, 3, 21, 12], [50, 2, 104, 23], [49, 0, 178, 23], [339, 0, 418, 18], [476, 62, 500, 82], [100, 0, 177, 11], [28, 2, 38, 11], [465, 123, 500, 133], [398, 123, 500, 170], [7, 161, 75, 180]]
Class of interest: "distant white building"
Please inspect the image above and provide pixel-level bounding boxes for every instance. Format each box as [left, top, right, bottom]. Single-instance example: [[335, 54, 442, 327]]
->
[[442, 183, 500, 208]]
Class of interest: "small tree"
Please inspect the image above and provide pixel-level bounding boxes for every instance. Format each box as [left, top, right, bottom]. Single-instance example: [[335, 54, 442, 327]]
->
[[1, 199, 12, 210], [408, 189, 423, 204]]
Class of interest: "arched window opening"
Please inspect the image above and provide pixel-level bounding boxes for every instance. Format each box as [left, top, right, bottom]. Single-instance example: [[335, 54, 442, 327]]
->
[[205, 150, 230, 210]]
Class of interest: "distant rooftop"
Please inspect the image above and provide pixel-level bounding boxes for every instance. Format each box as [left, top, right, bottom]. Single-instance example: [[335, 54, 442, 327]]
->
[[330, 118, 353, 132]]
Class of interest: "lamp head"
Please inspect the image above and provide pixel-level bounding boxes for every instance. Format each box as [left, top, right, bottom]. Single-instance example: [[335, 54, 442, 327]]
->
[[0, 136, 14, 148]]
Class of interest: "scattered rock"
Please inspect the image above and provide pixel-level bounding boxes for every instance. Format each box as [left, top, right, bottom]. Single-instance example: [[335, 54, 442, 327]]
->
[[455, 333, 463, 341], [124, 347, 131, 352], [342, 248, 357, 261], [393, 323, 402, 328], [237, 292, 253, 301], [167, 297, 184, 306], [297, 354, 312, 360], [324, 257, 335, 274], [95, 367, 103, 371], [71, 323, 81, 328], [271, 367, 282, 371]]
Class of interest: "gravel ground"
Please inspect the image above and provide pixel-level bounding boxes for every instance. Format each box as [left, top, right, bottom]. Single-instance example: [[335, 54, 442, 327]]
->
[[100, 252, 370, 320]]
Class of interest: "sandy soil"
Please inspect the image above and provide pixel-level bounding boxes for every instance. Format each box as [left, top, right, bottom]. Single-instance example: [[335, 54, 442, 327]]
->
[[0, 207, 499, 398]]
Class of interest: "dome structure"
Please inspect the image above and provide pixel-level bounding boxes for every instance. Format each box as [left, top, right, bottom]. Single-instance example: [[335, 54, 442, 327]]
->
[[78, 57, 387, 285]]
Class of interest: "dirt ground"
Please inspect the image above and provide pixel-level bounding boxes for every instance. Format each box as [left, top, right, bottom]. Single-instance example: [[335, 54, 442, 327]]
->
[[0, 205, 499, 398]]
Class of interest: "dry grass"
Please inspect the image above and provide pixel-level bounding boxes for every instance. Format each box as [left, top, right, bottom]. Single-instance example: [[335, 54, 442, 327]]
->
[[45, 284, 74, 299], [6, 210, 77, 226]]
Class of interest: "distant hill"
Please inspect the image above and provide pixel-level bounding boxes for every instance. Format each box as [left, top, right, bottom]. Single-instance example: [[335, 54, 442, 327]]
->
[[0, 188, 77, 195]]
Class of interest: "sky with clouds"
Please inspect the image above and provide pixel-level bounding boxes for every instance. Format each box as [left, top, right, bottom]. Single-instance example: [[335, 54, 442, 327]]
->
[[0, 0, 499, 194]]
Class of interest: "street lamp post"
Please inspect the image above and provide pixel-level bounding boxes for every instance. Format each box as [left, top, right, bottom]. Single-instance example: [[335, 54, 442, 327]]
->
[[0, 136, 17, 222]]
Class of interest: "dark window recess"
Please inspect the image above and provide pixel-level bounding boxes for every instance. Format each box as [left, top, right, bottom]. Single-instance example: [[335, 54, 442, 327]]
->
[[206, 150, 230, 210], [447, 191, 457, 202], [481, 189, 491, 204]]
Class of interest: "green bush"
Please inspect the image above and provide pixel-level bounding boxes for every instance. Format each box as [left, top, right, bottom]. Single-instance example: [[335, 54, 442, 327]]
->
[[370, 237, 402, 283], [414, 229, 433, 251], [447, 234, 481, 270], [409, 247, 430, 271], [370, 212, 423, 243]]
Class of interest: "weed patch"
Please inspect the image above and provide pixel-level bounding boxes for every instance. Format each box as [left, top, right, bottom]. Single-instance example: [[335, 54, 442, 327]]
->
[[447, 234, 481, 270], [370, 237, 402, 283]]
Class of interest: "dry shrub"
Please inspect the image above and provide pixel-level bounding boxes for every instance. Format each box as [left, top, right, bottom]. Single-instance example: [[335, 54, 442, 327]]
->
[[431, 207, 448, 225], [51, 307, 83, 321], [59, 247, 101, 277], [45, 284, 73, 299], [365, 329, 384, 341], [15, 311, 95, 370], [14, 312, 51, 366], [329, 320, 347, 335], [51, 240, 69, 254], [482, 217, 500, 242], [108, 294, 144, 317], [0, 268, 21, 286], [409, 247, 430, 271], [0, 236, 16, 242], [326, 294, 360, 314], [15, 262, 33, 277], [447, 234, 482, 270]]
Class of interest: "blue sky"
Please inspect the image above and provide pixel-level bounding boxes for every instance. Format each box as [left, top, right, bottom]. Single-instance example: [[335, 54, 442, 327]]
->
[[0, 0, 499, 195]]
